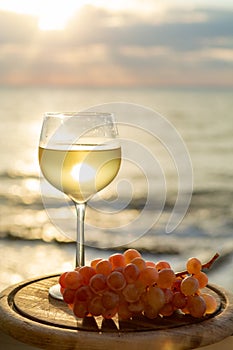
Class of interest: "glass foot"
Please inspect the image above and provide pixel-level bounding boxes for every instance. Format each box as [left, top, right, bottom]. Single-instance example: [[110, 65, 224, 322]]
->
[[49, 283, 64, 300]]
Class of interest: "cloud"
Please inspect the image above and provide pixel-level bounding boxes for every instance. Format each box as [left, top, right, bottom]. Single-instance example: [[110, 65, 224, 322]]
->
[[0, 11, 37, 44], [64, 6, 233, 50], [0, 6, 232, 87]]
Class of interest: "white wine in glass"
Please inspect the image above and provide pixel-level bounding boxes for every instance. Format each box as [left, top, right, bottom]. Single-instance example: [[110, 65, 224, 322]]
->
[[39, 112, 121, 299]]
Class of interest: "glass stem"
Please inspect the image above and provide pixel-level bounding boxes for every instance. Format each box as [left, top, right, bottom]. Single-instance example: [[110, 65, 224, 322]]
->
[[74, 202, 86, 267]]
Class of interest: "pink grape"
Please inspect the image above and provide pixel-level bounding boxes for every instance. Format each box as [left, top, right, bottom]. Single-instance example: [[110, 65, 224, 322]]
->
[[163, 288, 173, 303], [107, 271, 126, 292], [139, 266, 158, 286], [102, 291, 120, 309], [122, 283, 141, 303], [157, 268, 176, 289], [75, 285, 93, 302], [88, 295, 104, 316], [159, 303, 174, 317], [128, 300, 144, 313], [89, 274, 107, 294], [118, 302, 133, 320], [201, 293, 218, 314], [59, 272, 68, 288], [95, 259, 112, 276], [123, 263, 140, 283], [146, 261, 156, 268], [64, 271, 83, 289], [194, 271, 208, 289], [143, 304, 159, 319], [131, 257, 146, 271], [73, 301, 88, 318], [172, 292, 187, 309], [62, 288, 76, 304], [146, 285, 165, 311], [172, 277, 182, 292], [187, 295, 206, 318], [186, 257, 202, 274], [109, 253, 126, 269], [180, 276, 199, 296], [79, 266, 96, 285], [90, 258, 102, 269], [123, 249, 141, 264], [155, 261, 171, 271]]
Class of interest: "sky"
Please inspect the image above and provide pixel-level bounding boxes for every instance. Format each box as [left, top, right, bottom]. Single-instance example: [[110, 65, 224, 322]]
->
[[0, 0, 232, 87]]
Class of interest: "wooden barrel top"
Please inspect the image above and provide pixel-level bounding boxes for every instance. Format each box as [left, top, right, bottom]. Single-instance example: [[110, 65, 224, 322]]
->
[[0, 274, 232, 350]]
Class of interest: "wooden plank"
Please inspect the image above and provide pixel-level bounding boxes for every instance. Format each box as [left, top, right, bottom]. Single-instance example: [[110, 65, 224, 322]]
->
[[0, 274, 233, 350]]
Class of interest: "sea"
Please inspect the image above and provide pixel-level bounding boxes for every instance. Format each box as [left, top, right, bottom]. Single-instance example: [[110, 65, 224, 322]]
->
[[0, 86, 232, 293]]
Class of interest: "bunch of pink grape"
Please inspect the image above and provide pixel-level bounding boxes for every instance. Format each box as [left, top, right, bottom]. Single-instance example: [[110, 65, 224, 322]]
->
[[59, 249, 218, 320]]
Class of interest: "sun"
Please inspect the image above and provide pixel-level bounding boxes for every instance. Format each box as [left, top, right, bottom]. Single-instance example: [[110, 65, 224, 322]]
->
[[37, 1, 85, 31], [38, 8, 73, 31]]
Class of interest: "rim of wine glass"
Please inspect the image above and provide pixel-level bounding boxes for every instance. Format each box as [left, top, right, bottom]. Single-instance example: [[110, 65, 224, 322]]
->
[[44, 112, 114, 118]]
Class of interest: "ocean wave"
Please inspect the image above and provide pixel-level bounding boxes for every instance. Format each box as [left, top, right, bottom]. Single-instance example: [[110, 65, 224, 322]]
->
[[2, 183, 232, 209], [0, 165, 232, 253]]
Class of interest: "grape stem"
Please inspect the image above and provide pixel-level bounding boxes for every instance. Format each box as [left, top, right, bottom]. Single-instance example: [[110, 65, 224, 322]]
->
[[175, 253, 220, 278]]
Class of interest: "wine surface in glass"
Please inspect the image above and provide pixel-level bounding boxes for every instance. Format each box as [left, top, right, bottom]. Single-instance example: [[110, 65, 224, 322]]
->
[[39, 144, 121, 203]]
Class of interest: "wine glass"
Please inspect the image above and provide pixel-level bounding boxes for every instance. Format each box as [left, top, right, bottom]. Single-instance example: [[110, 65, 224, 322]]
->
[[39, 112, 121, 299]]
